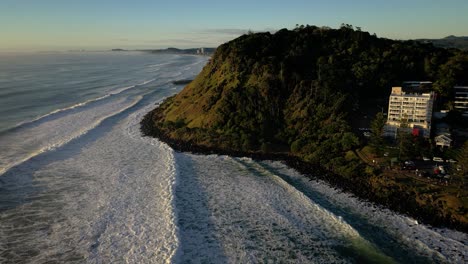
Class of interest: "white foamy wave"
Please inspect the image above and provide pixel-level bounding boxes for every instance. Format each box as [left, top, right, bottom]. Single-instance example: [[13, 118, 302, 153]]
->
[[170, 153, 467, 263], [0, 96, 143, 176], [260, 160, 468, 263], [158, 71, 183, 79], [180, 59, 208, 72], [0, 96, 181, 263], [10, 79, 155, 131], [0, 54, 209, 263], [83, 138, 180, 263], [145, 62, 175, 73], [147, 62, 173, 68], [109, 78, 155, 95], [172, 154, 393, 263], [234, 157, 394, 262]]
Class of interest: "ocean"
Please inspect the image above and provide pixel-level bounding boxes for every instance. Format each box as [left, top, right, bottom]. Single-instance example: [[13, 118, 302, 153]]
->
[[0, 52, 466, 263]]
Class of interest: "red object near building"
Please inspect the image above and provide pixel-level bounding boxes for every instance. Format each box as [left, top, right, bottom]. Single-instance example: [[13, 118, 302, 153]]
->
[[412, 128, 420, 136]]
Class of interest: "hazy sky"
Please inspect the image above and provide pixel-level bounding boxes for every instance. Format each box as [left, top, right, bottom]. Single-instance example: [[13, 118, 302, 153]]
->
[[1, 0, 467, 51]]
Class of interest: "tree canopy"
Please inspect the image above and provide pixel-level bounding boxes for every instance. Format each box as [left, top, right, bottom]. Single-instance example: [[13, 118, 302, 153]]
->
[[147, 25, 468, 177]]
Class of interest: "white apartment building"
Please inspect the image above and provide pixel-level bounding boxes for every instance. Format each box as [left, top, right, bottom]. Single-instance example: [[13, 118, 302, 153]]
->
[[454, 86, 468, 117], [385, 82, 434, 138]]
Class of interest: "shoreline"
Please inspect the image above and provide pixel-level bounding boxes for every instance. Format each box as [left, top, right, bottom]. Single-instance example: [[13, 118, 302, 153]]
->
[[141, 106, 468, 233]]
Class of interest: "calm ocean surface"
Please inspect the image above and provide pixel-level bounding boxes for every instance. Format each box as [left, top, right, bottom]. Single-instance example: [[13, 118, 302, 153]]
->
[[0, 52, 466, 263]]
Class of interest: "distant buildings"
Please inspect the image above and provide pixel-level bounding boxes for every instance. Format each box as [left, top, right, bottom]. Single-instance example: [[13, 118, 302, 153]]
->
[[384, 81, 435, 138], [197, 47, 205, 55], [454, 86, 468, 117]]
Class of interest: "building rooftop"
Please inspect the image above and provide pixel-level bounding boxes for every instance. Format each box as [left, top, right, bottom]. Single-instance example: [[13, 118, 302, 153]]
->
[[390, 87, 433, 96], [400, 81, 433, 94]]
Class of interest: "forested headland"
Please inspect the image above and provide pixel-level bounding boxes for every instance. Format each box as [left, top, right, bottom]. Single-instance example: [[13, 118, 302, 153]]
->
[[142, 25, 468, 231]]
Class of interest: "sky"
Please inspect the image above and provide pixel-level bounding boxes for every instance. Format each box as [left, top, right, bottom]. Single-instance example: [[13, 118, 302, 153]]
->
[[1, 0, 467, 52]]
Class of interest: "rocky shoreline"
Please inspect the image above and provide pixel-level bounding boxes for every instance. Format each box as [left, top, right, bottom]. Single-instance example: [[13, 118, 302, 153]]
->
[[141, 106, 468, 233]]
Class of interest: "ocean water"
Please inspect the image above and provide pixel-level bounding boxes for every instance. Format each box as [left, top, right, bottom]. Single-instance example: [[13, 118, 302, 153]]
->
[[0, 52, 466, 263]]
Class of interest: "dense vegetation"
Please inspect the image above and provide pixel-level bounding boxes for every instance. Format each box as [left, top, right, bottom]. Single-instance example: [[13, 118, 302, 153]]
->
[[147, 25, 467, 174], [143, 25, 468, 230]]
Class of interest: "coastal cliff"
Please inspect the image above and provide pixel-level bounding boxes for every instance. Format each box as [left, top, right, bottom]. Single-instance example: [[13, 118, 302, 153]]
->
[[142, 25, 468, 232]]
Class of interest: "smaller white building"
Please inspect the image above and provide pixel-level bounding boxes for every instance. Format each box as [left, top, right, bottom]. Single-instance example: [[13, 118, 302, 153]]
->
[[435, 134, 452, 148]]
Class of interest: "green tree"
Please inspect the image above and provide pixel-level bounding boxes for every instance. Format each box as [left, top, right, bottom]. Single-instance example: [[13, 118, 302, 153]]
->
[[396, 114, 414, 160], [370, 112, 386, 155], [341, 132, 359, 151], [453, 141, 468, 197], [433, 53, 468, 96], [398, 132, 414, 161]]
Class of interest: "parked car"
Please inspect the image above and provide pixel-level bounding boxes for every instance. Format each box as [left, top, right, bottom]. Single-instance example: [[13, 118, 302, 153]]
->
[[433, 157, 444, 162], [402, 161, 416, 170], [446, 159, 457, 163], [438, 165, 446, 174], [363, 132, 371, 137], [422, 156, 430, 161], [402, 165, 415, 170]]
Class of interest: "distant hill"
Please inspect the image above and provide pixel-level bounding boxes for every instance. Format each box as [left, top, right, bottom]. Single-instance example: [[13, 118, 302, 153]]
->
[[141, 47, 216, 55], [415, 36, 468, 50]]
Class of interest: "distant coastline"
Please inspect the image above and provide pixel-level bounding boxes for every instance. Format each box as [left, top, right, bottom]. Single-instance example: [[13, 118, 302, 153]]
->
[[109, 47, 216, 56]]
